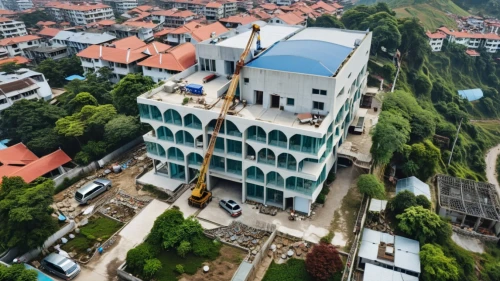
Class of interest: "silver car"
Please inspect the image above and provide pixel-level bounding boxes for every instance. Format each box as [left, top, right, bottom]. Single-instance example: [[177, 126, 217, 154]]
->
[[75, 178, 112, 204], [41, 253, 80, 280], [219, 199, 242, 217]]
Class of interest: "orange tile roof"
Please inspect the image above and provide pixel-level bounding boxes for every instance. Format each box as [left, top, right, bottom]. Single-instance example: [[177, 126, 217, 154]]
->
[[260, 3, 277, 10], [0, 17, 13, 23], [0, 143, 71, 184], [60, 21, 71, 26], [122, 21, 159, 29], [426, 31, 446, 39], [280, 6, 295, 12], [112, 36, 147, 50], [97, 19, 116, 26], [170, 21, 205, 34], [311, 1, 336, 12], [136, 5, 154, 12], [37, 21, 56, 26], [151, 9, 177, 16], [77, 44, 148, 64], [206, 2, 223, 8], [0, 56, 29, 65], [0, 9, 16, 16], [38, 27, 61, 37], [465, 49, 480, 56], [275, 12, 304, 25], [0, 35, 40, 46], [254, 11, 271, 20], [332, 3, 343, 9], [191, 21, 228, 42], [219, 14, 258, 25], [154, 27, 174, 37], [45, 2, 111, 11], [136, 41, 172, 55], [138, 42, 195, 71]]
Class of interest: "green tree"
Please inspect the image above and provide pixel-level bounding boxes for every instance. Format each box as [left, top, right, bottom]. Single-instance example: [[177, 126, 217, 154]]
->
[[357, 174, 385, 199], [0, 62, 23, 74], [64, 68, 114, 105], [0, 263, 37, 281], [67, 92, 98, 113], [403, 140, 442, 180], [420, 244, 459, 281], [0, 177, 58, 251], [415, 194, 431, 209], [126, 243, 156, 276], [308, 15, 345, 28], [397, 206, 452, 244], [341, 10, 369, 29], [147, 208, 185, 248], [36, 59, 65, 87], [360, 12, 401, 52], [389, 190, 417, 215], [370, 111, 411, 165], [19, 10, 52, 28], [410, 110, 436, 142], [0, 99, 66, 155], [143, 258, 162, 279], [177, 240, 191, 258], [398, 18, 431, 70], [104, 115, 141, 147], [112, 74, 154, 116], [483, 261, 500, 281]]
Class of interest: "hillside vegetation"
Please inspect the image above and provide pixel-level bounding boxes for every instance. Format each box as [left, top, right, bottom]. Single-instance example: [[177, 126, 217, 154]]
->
[[453, 0, 500, 18], [357, 0, 469, 30]]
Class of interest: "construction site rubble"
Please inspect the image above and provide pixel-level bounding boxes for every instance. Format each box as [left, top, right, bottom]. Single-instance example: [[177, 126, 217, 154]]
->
[[268, 236, 311, 263]]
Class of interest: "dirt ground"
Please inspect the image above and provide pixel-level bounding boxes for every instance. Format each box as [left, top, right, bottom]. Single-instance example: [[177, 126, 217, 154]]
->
[[179, 246, 246, 281]]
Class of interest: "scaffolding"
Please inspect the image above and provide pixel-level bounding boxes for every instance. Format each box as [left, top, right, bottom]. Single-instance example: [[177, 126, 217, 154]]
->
[[437, 174, 500, 221]]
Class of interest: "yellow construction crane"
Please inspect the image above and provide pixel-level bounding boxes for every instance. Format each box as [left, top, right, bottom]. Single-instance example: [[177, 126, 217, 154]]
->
[[188, 24, 262, 208]]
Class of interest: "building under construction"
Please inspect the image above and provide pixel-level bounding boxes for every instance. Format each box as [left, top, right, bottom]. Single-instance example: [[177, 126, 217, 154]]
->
[[436, 174, 500, 237]]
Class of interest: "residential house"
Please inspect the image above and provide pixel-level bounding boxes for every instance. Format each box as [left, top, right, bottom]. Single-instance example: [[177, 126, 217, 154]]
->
[[37, 27, 61, 39], [437, 26, 500, 53], [164, 21, 228, 46], [219, 14, 258, 28], [51, 30, 116, 55], [24, 45, 68, 64], [139, 42, 195, 82], [161, 0, 208, 14], [151, 9, 195, 27], [205, 2, 223, 21], [0, 16, 27, 38], [0, 0, 32, 11], [102, 0, 139, 15], [269, 12, 305, 26], [0, 68, 52, 111], [426, 30, 446, 52], [0, 34, 40, 57], [36, 21, 56, 28], [45, 2, 115, 26], [310, 1, 337, 16]]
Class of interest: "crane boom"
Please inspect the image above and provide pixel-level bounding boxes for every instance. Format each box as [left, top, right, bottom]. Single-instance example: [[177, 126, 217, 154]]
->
[[190, 24, 261, 201]]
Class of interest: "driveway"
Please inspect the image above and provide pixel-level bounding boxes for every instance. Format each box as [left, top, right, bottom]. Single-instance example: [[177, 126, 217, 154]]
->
[[485, 143, 500, 196], [79, 199, 170, 281]]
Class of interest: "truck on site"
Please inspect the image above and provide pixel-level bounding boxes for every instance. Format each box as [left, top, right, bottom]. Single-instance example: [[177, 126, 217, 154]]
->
[[188, 24, 262, 208]]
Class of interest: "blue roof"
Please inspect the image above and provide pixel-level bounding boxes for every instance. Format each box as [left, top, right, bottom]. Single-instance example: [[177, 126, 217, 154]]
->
[[458, 88, 483, 101], [396, 176, 431, 200], [246, 40, 353, 76], [65, 75, 85, 81]]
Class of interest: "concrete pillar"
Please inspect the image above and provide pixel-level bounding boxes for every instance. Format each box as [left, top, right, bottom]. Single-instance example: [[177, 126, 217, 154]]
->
[[496, 26, 499, 34], [473, 217, 481, 231], [57, 166, 65, 175], [263, 186, 267, 205], [153, 159, 157, 173], [461, 214, 466, 226], [242, 182, 246, 203], [185, 158, 189, 183]]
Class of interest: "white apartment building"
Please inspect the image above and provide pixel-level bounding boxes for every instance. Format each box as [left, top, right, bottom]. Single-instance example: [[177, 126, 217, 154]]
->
[[0, 0, 32, 11], [103, 0, 138, 15], [51, 31, 116, 55], [437, 26, 500, 53], [0, 17, 27, 38], [205, 2, 224, 21], [151, 9, 195, 28], [46, 2, 115, 26], [137, 23, 371, 215], [0, 35, 41, 57], [0, 68, 52, 112], [426, 31, 445, 52]]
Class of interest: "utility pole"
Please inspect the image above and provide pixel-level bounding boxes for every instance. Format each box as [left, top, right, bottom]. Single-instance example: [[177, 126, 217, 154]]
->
[[391, 50, 401, 93], [448, 118, 463, 166]]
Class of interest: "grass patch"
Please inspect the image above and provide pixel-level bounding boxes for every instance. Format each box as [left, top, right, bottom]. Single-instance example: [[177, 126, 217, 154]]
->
[[62, 216, 122, 253], [142, 184, 170, 200], [263, 259, 341, 281]]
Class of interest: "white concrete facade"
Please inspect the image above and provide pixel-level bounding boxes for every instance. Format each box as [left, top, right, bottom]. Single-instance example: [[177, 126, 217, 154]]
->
[[0, 68, 52, 112], [137, 25, 371, 215], [46, 4, 115, 26], [429, 37, 444, 52], [2, 37, 41, 57], [0, 19, 27, 38]]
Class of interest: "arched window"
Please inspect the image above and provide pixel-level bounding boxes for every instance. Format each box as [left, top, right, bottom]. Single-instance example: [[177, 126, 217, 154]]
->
[[268, 130, 287, 148], [188, 153, 203, 166], [226, 120, 241, 137], [277, 153, 296, 171], [157, 145, 166, 157], [207, 119, 224, 134], [247, 126, 266, 143], [145, 141, 165, 157], [157, 126, 174, 142], [246, 166, 264, 182], [184, 114, 202, 129], [175, 130, 195, 147], [286, 176, 317, 196], [267, 172, 284, 188], [164, 109, 182, 126], [138, 104, 162, 121], [167, 147, 184, 161], [258, 148, 275, 166]]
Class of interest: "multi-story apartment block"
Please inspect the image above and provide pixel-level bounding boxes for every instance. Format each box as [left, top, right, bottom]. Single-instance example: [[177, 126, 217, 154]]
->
[[51, 30, 116, 55], [136, 24, 371, 215], [103, 0, 139, 15], [0, 68, 52, 112], [437, 26, 500, 53], [205, 2, 223, 21], [0, 17, 27, 38], [161, 0, 237, 20], [45, 2, 115, 26], [0, 35, 41, 57], [0, 0, 33, 11], [105, 23, 155, 42], [426, 31, 445, 52], [78, 36, 171, 82], [161, 0, 208, 14], [151, 9, 195, 27], [269, 13, 305, 26]]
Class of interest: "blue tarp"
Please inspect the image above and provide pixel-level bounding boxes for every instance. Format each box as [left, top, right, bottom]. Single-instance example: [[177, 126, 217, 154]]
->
[[186, 84, 203, 95], [65, 75, 85, 81], [246, 40, 353, 76], [396, 176, 431, 200], [0, 139, 9, 150], [458, 88, 483, 101]]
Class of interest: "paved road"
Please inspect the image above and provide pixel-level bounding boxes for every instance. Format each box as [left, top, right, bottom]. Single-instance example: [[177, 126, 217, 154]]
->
[[485, 143, 500, 196]]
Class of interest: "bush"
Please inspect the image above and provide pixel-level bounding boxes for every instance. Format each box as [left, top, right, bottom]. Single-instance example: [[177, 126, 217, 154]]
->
[[389, 190, 417, 215], [415, 195, 431, 209], [316, 194, 326, 204], [326, 172, 336, 184], [192, 236, 221, 260], [357, 174, 385, 199], [182, 97, 189, 105], [143, 258, 162, 279], [305, 243, 343, 280], [126, 243, 156, 275], [320, 232, 334, 244], [175, 264, 184, 274], [177, 241, 191, 258]]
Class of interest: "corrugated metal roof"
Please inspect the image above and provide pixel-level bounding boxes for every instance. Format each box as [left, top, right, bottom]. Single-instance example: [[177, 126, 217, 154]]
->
[[458, 88, 483, 101], [394, 236, 421, 274], [246, 40, 352, 76], [364, 263, 419, 281], [369, 199, 388, 212], [396, 176, 431, 200]]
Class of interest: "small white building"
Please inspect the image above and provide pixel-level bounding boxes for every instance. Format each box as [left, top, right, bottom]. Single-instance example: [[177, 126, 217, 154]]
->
[[136, 23, 371, 215], [0, 68, 52, 112], [426, 31, 446, 52], [0, 17, 27, 38], [0, 35, 41, 57]]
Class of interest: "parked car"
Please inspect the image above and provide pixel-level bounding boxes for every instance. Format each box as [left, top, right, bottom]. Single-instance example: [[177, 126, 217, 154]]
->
[[75, 178, 112, 204], [219, 199, 242, 217], [41, 253, 80, 280]]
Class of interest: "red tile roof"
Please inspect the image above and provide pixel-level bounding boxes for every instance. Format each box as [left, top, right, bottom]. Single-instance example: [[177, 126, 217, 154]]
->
[[122, 21, 159, 29], [151, 9, 177, 16], [332, 3, 343, 9], [45, 2, 111, 11], [254, 11, 271, 20], [37, 21, 56, 26], [191, 22, 228, 42], [136, 41, 172, 55], [0, 56, 29, 65], [275, 12, 304, 25], [154, 27, 175, 37], [38, 27, 61, 37], [0, 35, 40, 46], [426, 31, 446, 39], [465, 49, 480, 56], [136, 5, 154, 12], [311, 1, 336, 13], [170, 21, 205, 34], [112, 36, 147, 50], [77, 45, 148, 64], [0, 9, 16, 16], [0, 143, 71, 184], [260, 3, 277, 10], [206, 2, 223, 8], [60, 21, 71, 26], [97, 19, 116, 26], [219, 14, 258, 25], [138, 42, 195, 71], [0, 17, 13, 23]]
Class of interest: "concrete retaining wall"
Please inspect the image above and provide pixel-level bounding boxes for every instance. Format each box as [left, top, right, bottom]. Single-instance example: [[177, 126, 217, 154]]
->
[[452, 226, 500, 243]]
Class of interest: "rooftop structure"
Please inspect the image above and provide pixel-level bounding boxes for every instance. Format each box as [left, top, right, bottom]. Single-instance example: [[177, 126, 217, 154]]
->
[[37, 27, 61, 38], [137, 24, 371, 215], [436, 174, 500, 236], [25, 44, 68, 63], [219, 14, 259, 28], [362, 263, 418, 281], [0, 55, 28, 65], [51, 30, 116, 55], [396, 176, 431, 200], [458, 88, 484, 101], [151, 8, 196, 28], [163, 21, 228, 46], [105, 23, 156, 42], [358, 228, 420, 277], [269, 12, 305, 26], [0, 143, 71, 184]]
